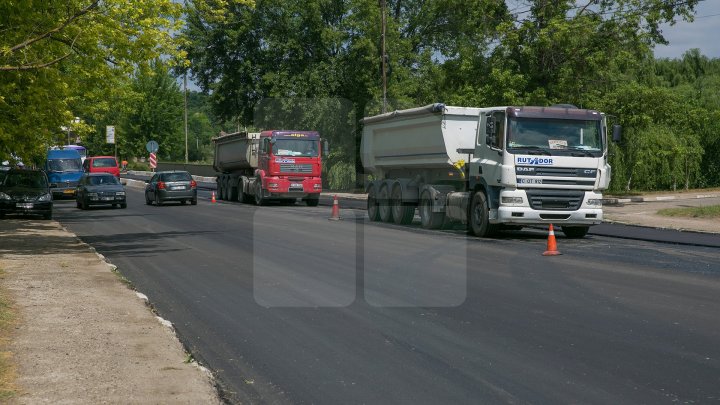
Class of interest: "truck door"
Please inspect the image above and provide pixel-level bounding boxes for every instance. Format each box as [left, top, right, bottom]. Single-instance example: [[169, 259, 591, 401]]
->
[[258, 137, 270, 174], [479, 110, 505, 186]]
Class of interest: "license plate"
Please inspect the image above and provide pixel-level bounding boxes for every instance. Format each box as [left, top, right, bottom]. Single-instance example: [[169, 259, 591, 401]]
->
[[101, 197, 114, 201], [291, 183, 302, 188], [171, 186, 185, 190], [16, 203, 33, 209], [63, 189, 74, 194]]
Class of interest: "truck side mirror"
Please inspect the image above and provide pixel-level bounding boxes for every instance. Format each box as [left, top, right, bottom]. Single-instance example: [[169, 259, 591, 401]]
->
[[485, 117, 496, 145], [323, 140, 329, 157], [612, 124, 622, 143]]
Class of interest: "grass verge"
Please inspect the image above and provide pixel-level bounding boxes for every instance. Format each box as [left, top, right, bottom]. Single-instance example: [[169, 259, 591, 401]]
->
[[658, 205, 720, 218], [0, 269, 17, 400]]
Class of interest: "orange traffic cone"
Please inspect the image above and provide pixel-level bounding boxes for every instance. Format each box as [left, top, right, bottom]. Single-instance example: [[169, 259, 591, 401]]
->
[[542, 224, 561, 256], [328, 195, 340, 220], [211, 191, 217, 203]]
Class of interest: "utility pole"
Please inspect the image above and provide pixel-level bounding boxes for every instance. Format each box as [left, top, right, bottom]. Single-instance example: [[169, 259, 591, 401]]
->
[[380, 0, 387, 113], [184, 73, 189, 163]]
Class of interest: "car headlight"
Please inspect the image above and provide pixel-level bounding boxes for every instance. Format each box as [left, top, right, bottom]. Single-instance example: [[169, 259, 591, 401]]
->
[[586, 198, 602, 207], [0, 192, 10, 200], [116, 191, 126, 196], [37, 193, 52, 202]]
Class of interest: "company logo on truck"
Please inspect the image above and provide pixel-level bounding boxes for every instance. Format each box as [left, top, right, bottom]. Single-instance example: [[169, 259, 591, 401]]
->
[[516, 156, 554, 166]]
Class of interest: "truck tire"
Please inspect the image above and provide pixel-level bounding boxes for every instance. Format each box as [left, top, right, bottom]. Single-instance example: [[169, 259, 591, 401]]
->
[[561, 226, 589, 238], [469, 191, 498, 237], [229, 184, 239, 201], [254, 179, 266, 206], [367, 186, 380, 221], [378, 185, 393, 223], [305, 197, 319, 207], [391, 185, 414, 225], [419, 190, 444, 229]]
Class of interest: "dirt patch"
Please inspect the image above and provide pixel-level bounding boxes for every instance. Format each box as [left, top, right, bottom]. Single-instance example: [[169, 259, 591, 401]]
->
[[0, 219, 220, 404]]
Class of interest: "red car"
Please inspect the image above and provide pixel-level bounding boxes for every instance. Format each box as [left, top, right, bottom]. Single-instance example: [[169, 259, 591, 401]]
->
[[83, 156, 120, 178]]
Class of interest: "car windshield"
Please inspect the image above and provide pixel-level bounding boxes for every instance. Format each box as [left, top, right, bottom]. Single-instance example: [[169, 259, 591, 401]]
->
[[89, 175, 119, 185], [3, 172, 47, 188], [272, 139, 318, 157], [48, 158, 82, 172], [507, 118, 602, 151], [161, 172, 192, 182], [92, 158, 117, 168]]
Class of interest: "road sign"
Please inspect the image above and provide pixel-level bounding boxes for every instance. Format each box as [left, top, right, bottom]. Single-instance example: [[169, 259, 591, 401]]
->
[[146, 140, 159, 154], [106, 126, 115, 144], [149, 153, 157, 169]]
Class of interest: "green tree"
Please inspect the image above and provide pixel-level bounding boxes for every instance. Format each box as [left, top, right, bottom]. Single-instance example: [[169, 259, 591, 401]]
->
[[0, 0, 183, 163]]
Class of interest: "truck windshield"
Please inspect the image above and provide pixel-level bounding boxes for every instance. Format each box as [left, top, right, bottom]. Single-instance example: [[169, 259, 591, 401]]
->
[[48, 158, 82, 172], [272, 139, 318, 157], [507, 118, 602, 152]]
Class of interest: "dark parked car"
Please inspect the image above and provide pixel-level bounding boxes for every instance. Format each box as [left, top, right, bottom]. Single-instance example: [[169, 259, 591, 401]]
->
[[0, 169, 53, 220], [75, 173, 127, 209], [145, 171, 197, 206]]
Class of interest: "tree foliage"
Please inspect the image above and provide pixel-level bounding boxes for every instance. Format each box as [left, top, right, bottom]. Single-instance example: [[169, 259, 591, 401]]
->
[[0, 0, 183, 164]]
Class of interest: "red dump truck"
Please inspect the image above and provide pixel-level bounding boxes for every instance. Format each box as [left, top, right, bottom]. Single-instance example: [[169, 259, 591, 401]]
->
[[213, 130, 327, 206]]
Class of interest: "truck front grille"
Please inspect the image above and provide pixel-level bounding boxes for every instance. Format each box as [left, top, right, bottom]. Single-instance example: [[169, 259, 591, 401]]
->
[[280, 164, 312, 173], [526, 189, 585, 211]]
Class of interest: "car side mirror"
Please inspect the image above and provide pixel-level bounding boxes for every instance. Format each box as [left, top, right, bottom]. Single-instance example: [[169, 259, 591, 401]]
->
[[612, 124, 622, 143]]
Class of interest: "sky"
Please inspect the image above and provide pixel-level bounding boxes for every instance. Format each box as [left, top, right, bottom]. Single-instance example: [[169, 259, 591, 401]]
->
[[652, 0, 720, 59]]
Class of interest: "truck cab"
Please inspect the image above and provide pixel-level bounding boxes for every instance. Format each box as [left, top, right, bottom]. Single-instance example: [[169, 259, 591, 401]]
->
[[470, 106, 613, 237]]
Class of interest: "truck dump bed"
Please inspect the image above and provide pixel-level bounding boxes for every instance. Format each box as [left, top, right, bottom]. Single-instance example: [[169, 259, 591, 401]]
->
[[212, 132, 260, 173], [360, 104, 481, 176]]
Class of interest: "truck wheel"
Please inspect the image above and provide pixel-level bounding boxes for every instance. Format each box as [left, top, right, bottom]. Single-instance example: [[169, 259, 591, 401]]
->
[[254, 180, 266, 206], [419, 190, 444, 229], [305, 197, 319, 207], [229, 184, 239, 201], [561, 226, 589, 238], [378, 185, 393, 223], [469, 191, 498, 237], [219, 178, 227, 200], [391, 185, 414, 225], [367, 186, 380, 221]]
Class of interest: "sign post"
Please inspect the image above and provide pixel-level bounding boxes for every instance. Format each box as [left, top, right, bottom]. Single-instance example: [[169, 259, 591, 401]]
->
[[146, 140, 159, 172], [106, 125, 116, 158]]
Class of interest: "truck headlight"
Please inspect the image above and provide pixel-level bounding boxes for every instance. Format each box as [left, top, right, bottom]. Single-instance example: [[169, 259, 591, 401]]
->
[[501, 196, 523, 205], [586, 198, 602, 207], [314, 184, 322, 189], [268, 183, 278, 188], [37, 193, 52, 202]]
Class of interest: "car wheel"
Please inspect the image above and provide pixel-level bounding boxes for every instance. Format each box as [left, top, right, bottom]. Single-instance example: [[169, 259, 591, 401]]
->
[[155, 193, 162, 206], [81, 199, 88, 210], [145, 192, 152, 205], [191, 198, 197, 206], [76, 199, 81, 209]]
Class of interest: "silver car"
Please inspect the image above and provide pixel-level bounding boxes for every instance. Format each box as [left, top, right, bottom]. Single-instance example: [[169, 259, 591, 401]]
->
[[145, 171, 197, 206]]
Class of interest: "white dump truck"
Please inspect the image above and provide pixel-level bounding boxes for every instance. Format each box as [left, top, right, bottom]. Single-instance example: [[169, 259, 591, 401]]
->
[[360, 104, 620, 238]]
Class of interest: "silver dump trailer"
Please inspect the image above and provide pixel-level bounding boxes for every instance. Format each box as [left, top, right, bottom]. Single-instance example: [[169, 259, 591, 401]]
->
[[361, 103, 618, 238]]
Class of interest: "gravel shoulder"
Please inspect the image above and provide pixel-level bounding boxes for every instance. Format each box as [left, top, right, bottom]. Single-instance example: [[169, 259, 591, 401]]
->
[[0, 219, 220, 404]]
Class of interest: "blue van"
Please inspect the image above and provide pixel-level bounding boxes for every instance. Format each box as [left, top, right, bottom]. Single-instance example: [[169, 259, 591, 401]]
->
[[45, 148, 83, 198]]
